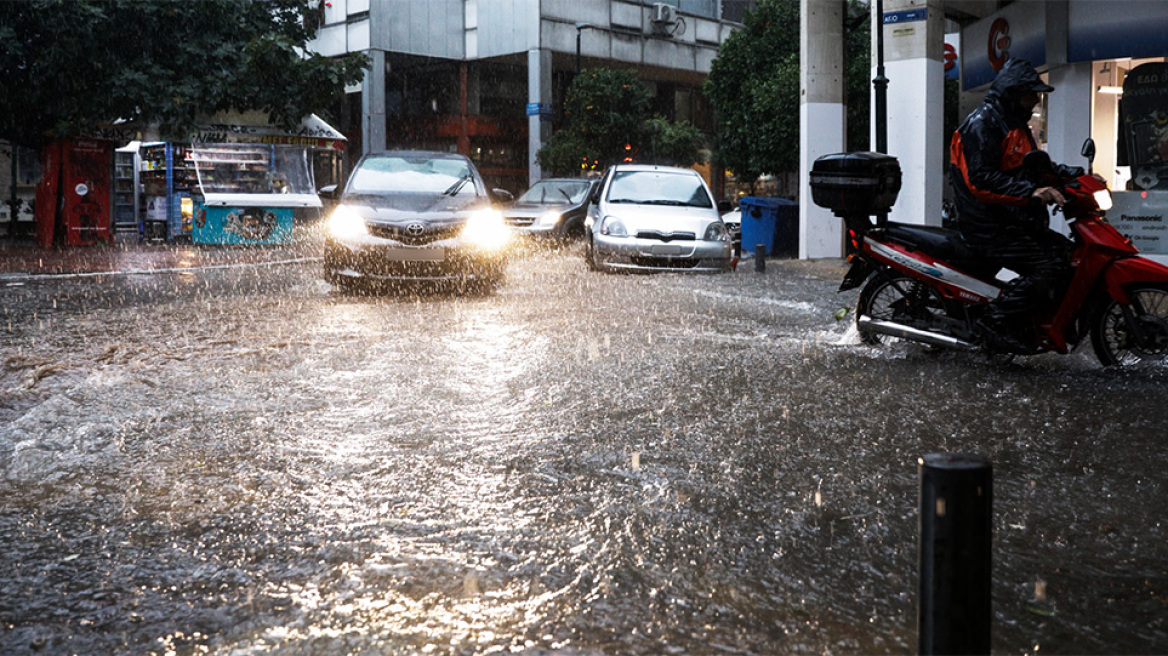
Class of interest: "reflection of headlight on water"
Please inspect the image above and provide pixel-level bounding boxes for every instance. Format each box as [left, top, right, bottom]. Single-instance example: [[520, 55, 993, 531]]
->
[[462, 209, 512, 250], [326, 204, 368, 238], [1094, 189, 1113, 211], [537, 210, 561, 226]]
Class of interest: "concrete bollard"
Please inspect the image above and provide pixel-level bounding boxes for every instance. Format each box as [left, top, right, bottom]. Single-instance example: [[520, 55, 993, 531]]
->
[[754, 244, 766, 272], [918, 453, 992, 655]]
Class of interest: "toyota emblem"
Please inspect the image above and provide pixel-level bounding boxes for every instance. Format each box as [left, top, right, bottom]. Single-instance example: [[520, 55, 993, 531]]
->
[[406, 222, 425, 236]]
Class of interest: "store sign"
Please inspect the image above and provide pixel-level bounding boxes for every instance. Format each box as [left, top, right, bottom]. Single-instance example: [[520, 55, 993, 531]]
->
[[961, 1, 1045, 90], [1067, 1, 1168, 63], [1110, 191, 1168, 255]]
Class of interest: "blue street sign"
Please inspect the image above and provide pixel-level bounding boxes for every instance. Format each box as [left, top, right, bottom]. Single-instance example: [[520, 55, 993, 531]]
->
[[883, 8, 927, 24]]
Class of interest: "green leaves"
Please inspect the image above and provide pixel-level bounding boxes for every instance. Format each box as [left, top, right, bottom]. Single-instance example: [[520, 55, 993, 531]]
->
[[0, 0, 369, 147], [704, 0, 870, 187], [537, 68, 706, 175]]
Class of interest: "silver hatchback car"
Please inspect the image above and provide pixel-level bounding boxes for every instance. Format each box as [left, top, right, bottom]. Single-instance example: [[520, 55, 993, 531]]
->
[[584, 165, 734, 273]]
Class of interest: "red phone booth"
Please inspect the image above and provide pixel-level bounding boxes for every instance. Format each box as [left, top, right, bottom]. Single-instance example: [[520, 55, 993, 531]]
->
[[34, 138, 114, 247]]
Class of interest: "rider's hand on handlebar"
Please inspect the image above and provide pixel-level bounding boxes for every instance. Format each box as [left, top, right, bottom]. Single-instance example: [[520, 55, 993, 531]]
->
[[1033, 186, 1066, 207]]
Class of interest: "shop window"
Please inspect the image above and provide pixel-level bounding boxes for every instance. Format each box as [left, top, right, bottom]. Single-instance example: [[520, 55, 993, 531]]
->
[[15, 145, 40, 186]]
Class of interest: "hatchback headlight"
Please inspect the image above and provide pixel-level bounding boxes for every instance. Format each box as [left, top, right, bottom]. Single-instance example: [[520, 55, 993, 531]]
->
[[326, 204, 368, 239], [462, 209, 512, 250], [537, 210, 561, 226], [704, 222, 729, 241], [600, 216, 627, 237]]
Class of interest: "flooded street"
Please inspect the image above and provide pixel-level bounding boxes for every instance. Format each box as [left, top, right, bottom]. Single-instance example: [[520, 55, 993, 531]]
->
[[2, 240, 1167, 655]]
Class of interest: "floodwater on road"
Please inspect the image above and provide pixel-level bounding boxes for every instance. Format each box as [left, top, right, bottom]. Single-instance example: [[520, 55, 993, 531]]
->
[[2, 242, 1167, 655]]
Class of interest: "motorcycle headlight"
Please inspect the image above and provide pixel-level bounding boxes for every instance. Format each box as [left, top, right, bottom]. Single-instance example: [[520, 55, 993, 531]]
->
[[326, 204, 368, 239], [462, 209, 512, 250], [537, 210, 562, 226], [704, 221, 728, 241], [600, 216, 627, 237], [1093, 189, 1113, 212]]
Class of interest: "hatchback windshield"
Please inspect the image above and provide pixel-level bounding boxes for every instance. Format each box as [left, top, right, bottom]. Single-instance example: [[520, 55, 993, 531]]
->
[[517, 180, 592, 205], [348, 155, 477, 196], [606, 171, 712, 208]]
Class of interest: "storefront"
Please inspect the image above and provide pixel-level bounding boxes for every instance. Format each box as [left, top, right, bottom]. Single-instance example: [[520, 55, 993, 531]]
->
[[958, 0, 1168, 263]]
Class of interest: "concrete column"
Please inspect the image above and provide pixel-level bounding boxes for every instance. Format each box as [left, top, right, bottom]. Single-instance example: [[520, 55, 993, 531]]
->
[[1046, 62, 1093, 170], [363, 49, 387, 154], [876, 0, 945, 226], [528, 48, 553, 185], [800, 0, 847, 259]]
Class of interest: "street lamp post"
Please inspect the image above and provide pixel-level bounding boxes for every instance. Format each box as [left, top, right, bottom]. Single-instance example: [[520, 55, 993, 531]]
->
[[575, 22, 594, 75]]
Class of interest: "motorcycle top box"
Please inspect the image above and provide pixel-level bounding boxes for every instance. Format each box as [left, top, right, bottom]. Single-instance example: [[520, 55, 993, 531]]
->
[[810, 152, 902, 220]]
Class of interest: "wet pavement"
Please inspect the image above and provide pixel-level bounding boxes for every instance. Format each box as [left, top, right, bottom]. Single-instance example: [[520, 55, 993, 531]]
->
[[2, 229, 1168, 655]]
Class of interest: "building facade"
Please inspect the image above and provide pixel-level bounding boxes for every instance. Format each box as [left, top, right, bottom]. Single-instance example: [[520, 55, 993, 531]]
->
[[307, 0, 749, 194]]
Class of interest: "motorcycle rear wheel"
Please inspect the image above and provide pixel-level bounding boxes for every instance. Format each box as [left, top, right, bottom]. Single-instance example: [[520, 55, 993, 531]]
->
[[1091, 285, 1168, 367], [855, 273, 948, 347]]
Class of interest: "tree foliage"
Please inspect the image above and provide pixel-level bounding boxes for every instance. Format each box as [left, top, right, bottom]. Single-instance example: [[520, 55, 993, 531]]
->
[[536, 68, 706, 176], [704, 0, 871, 186], [0, 0, 370, 146]]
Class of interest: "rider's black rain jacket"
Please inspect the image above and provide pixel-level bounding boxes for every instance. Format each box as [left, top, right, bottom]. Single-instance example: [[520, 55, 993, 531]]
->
[[948, 61, 1083, 245]]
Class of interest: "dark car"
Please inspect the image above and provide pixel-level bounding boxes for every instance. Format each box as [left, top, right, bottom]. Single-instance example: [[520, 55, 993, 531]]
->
[[323, 151, 514, 289], [502, 178, 596, 240]]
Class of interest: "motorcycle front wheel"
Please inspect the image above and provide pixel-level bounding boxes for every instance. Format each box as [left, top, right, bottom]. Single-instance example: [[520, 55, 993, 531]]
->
[[855, 273, 948, 347], [1091, 285, 1168, 367]]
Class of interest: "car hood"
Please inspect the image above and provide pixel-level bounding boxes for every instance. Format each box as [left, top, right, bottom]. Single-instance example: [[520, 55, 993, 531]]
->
[[343, 193, 488, 222], [601, 204, 719, 233]]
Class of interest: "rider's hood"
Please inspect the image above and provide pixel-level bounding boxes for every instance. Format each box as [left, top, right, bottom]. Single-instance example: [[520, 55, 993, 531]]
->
[[985, 59, 1054, 125]]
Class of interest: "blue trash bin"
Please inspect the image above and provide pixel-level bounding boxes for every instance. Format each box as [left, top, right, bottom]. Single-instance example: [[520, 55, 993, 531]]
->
[[738, 197, 799, 257]]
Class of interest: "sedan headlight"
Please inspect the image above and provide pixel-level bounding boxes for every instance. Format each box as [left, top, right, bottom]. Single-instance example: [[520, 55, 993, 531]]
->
[[326, 204, 368, 239], [1093, 189, 1113, 211], [600, 216, 627, 237], [462, 209, 512, 250], [537, 210, 562, 226], [704, 221, 729, 241]]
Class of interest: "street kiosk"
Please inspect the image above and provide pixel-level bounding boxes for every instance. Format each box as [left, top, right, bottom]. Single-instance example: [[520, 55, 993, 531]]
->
[[138, 113, 346, 244]]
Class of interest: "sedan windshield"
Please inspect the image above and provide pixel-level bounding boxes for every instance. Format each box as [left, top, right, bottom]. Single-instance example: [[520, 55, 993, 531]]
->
[[516, 180, 592, 205], [348, 155, 477, 196], [606, 171, 713, 208]]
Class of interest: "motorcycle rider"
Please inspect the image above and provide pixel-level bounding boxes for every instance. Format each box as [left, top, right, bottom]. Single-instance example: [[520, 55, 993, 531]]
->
[[948, 58, 1083, 352]]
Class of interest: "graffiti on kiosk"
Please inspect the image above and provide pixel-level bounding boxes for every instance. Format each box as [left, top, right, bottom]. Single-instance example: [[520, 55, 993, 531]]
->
[[223, 207, 278, 241]]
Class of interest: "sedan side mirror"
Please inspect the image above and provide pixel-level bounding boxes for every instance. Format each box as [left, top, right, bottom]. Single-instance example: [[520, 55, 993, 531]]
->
[[491, 188, 515, 204], [318, 185, 337, 201]]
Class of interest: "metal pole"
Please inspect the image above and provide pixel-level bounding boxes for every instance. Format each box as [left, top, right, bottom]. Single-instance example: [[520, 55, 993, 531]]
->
[[873, 0, 889, 154], [918, 453, 992, 655], [576, 30, 582, 75], [754, 244, 766, 272]]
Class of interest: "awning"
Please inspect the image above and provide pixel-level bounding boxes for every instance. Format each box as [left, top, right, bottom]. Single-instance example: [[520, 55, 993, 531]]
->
[[135, 111, 347, 150]]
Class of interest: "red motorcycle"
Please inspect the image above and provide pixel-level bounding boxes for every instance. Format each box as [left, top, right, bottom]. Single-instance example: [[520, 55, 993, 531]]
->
[[810, 140, 1168, 367]]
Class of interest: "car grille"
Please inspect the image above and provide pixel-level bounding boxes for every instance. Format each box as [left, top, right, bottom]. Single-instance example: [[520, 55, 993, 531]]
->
[[504, 216, 536, 227], [628, 256, 700, 269], [636, 231, 696, 242], [367, 222, 463, 245]]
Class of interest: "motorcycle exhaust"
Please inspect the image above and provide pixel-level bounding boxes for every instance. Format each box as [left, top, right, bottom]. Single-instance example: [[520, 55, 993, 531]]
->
[[857, 316, 979, 351]]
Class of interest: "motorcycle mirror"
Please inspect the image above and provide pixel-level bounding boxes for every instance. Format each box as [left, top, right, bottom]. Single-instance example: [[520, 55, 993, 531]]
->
[[1081, 138, 1096, 174]]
